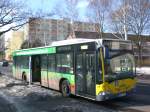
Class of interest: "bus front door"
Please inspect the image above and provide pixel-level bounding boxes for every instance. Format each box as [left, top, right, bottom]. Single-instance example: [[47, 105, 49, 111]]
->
[[76, 52, 96, 97], [32, 55, 41, 83]]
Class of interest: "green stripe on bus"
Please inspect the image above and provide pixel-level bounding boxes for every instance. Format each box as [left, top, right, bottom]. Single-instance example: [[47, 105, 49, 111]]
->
[[13, 47, 56, 56], [41, 71, 75, 85]]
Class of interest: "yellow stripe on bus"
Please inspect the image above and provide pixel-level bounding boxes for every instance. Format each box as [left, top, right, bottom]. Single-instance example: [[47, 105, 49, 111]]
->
[[100, 48, 105, 82]]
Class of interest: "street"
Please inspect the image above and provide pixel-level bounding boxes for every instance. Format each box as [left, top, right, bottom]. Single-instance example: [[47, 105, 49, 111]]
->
[[0, 65, 150, 112]]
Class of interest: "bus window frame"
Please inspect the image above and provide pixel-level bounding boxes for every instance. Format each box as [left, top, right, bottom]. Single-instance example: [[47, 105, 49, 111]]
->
[[48, 54, 56, 72], [56, 52, 74, 74]]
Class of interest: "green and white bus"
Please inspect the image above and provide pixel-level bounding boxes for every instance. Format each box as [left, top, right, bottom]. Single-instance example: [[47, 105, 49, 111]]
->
[[13, 39, 136, 101]]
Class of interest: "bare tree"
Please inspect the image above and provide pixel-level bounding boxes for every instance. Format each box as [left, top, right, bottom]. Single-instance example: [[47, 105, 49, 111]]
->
[[20, 38, 44, 49], [0, 0, 54, 37], [52, 0, 79, 38], [65, 0, 79, 21], [111, 0, 150, 66], [110, 0, 130, 39], [0, 0, 31, 36], [65, 0, 79, 38], [53, 0, 79, 20], [87, 0, 112, 38]]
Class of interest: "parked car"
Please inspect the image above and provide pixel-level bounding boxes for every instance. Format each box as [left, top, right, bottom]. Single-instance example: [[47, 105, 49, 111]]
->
[[2, 60, 9, 67]]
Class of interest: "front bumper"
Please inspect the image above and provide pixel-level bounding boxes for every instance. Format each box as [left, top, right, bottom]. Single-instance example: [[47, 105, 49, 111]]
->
[[96, 88, 136, 101]]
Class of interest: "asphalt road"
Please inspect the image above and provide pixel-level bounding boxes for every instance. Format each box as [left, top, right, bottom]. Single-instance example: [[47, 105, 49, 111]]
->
[[0, 96, 17, 112], [0, 65, 150, 112]]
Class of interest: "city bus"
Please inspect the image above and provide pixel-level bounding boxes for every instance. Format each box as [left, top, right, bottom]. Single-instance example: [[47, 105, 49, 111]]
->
[[12, 39, 136, 101]]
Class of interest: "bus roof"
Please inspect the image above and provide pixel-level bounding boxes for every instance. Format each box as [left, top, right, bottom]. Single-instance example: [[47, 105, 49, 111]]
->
[[51, 38, 99, 46], [15, 38, 130, 51], [51, 38, 131, 46], [13, 38, 131, 56], [15, 39, 100, 52]]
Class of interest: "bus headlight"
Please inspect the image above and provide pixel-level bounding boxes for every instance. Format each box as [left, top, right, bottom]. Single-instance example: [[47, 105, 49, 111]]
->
[[99, 91, 110, 96]]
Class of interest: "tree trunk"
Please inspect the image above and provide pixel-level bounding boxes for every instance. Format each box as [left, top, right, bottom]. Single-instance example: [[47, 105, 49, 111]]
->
[[137, 36, 143, 67], [138, 45, 142, 67], [140, 44, 143, 66]]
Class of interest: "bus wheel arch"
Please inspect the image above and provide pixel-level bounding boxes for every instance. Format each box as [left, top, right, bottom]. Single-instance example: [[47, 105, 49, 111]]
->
[[59, 78, 70, 97], [22, 71, 27, 82]]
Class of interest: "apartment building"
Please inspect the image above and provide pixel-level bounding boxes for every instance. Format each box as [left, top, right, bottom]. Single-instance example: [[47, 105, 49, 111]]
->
[[24, 18, 98, 45], [5, 31, 24, 60], [0, 35, 5, 60]]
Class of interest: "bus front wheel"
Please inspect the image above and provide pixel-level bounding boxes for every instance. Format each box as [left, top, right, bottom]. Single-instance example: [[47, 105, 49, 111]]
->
[[61, 80, 70, 97]]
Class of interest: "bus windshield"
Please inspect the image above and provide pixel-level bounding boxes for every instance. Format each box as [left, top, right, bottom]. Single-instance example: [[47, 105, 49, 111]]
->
[[104, 50, 136, 82]]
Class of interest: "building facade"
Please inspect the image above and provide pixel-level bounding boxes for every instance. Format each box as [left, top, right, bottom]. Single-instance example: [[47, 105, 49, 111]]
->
[[0, 35, 5, 60], [5, 31, 24, 60], [24, 18, 98, 45]]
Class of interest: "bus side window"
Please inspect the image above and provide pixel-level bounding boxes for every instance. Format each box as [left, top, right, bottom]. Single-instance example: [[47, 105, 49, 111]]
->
[[41, 55, 47, 71], [56, 55, 61, 72], [56, 53, 73, 74]]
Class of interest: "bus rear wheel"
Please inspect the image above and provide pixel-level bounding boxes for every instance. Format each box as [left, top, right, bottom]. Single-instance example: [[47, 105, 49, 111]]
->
[[61, 80, 70, 97]]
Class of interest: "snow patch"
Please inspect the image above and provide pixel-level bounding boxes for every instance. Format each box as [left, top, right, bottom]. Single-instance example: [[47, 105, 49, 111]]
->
[[136, 67, 150, 75]]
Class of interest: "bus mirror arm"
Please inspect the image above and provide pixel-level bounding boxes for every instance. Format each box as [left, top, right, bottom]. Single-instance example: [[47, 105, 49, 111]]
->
[[103, 47, 106, 58]]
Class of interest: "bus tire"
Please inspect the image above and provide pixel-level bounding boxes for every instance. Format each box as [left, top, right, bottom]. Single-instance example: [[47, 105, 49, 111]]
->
[[61, 80, 70, 97], [22, 72, 27, 82]]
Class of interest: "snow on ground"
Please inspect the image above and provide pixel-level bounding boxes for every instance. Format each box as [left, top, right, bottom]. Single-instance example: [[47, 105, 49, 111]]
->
[[136, 67, 150, 75], [0, 74, 116, 112], [1, 64, 150, 112]]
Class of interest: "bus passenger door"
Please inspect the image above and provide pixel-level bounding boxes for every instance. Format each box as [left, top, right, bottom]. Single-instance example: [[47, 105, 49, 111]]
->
[[32, 55, 41, 83], [76, 52, 96, 97]]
